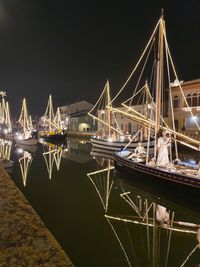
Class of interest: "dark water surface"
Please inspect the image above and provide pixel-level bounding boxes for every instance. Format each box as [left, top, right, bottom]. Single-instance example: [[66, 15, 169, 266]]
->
[[6, 138, 200, 267]]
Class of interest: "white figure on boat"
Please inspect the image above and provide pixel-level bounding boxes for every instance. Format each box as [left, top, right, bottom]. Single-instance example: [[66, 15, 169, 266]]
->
[[127, 142, 146, 160], [156, 131, 171, 167], [156, 204, 170, 224]]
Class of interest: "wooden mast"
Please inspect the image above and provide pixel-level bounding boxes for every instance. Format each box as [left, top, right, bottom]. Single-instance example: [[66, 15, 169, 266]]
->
[[106, 80, 111, 137], [154, 12, 164, 157]]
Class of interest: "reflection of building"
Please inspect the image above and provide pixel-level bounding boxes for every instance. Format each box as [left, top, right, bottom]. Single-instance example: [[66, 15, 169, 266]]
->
[[169, 79, 200, 134], [62, 138, 92, 163], [60, 100, 97, 133]]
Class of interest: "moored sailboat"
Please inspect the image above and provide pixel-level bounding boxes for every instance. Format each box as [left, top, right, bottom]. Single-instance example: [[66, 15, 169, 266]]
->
[[114, 12, 200, 188], [0, 91, 13, 139], [15, 98, 37, 145], [38, 95, 67, 143], [88, 81, 154, 153]]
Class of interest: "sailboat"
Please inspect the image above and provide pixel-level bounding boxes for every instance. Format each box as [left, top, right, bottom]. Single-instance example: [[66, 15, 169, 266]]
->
[[0, 91, 13, 139], [38, 95, 67, 143], [113, 12, 200, 189], [15, 98, 37, 145], [88, 81, 154, 155], [87, 157, 200, 267]]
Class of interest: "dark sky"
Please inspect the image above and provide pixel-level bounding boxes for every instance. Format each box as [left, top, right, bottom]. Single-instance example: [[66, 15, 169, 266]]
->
[[0, 0, 199, 117]]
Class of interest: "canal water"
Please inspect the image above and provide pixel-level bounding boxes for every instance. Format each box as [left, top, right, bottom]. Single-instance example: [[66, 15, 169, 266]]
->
[[3, 138, 200, 266]]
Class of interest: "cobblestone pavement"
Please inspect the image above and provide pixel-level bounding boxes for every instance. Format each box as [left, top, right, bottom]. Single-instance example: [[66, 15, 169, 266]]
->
[[0, 167, 74, 267]]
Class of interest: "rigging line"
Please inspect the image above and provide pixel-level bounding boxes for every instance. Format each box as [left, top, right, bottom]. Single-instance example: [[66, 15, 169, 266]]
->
[[129, 38, 155, 107], [111, 106, 200, 146], [88, 83, 107, 114], [105, 217, 132, 267], [125, 223, 139, 267], [164, 211, 175, 267], [161, 22, 200, 131], [120, 191, 143, 219], [110, 19, 161, 105], [122, 84, 170, 130], [122, 130, 141, 151], [88, 113, 122, 134], [179, 244, 199, 267], [163, 19, 179, 159], [145, 199, 151, 261], [123, 85, 146, 105]]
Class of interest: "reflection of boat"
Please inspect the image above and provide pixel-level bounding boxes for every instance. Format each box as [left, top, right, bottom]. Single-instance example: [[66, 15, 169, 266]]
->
[[18, 151, 32, 186], [42, 142, 64, 179], [90, 147, 114, 160], [0, 139, 14, 169], [88, 81, 154, 153], [16, 143, 38, 154], [38, 95, 67, 143], [15, 98, 37, 145], [87, 156, 200, 267], [114, 13, 200, 189]]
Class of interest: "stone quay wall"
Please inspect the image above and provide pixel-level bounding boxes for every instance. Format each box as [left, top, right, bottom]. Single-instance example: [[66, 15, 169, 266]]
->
[[0, 167, 74, 267]]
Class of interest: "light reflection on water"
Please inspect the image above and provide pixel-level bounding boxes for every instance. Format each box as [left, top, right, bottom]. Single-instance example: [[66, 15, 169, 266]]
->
[[1, 138, 200, 267]]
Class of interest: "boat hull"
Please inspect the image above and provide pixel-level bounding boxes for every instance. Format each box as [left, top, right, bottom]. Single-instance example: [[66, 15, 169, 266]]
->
[[91, 137, 154, 152], [114, 154, 200, 189], [39, 132, 67, 144], [15, 137, 37, 146]]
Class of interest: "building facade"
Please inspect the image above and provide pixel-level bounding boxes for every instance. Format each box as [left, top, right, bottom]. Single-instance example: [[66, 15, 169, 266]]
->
[[97, 104, 147, 137], [60, 100, 97, 133], [168, 79, 200, 134]]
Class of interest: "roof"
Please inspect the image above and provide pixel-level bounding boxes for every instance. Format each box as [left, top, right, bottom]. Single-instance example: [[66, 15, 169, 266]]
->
[[70, 109, 90, 118], [60, 100, 93, 115]]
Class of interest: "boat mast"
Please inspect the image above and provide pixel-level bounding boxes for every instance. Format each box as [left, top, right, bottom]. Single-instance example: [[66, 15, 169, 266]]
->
[[154, 12, 164, 157], [23, 99, 28, 133], [5, 102, 12, 132], [106, 80, 111, 137]]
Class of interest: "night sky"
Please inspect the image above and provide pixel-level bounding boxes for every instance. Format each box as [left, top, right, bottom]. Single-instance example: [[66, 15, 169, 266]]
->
[[0, 0, 199, 117]]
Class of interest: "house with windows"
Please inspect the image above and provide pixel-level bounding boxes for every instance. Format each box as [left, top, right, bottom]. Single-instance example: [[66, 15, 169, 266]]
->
[[97, 104, 146, 136], [168, 78, 200, 134], [60, 100, 97, 133]]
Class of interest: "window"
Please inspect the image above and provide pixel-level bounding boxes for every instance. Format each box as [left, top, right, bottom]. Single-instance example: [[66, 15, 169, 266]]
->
[[128, 123, 132, 133], [173, 95, 179, 108], [192, 93, 198, 107], [121, 124, 123, 131], [199, 93, 200, 106], [185, 94, 191, 107]]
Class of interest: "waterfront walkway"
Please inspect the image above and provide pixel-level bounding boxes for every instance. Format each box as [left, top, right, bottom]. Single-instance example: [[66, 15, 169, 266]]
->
[[0, 167, 74, 267]]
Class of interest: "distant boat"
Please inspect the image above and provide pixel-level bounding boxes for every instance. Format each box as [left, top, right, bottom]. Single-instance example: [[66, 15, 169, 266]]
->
[[38, 95, 67, 143], [0, 91, 13, 139], [15, 98, 37, 146], [88, 81, 154, 153]]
